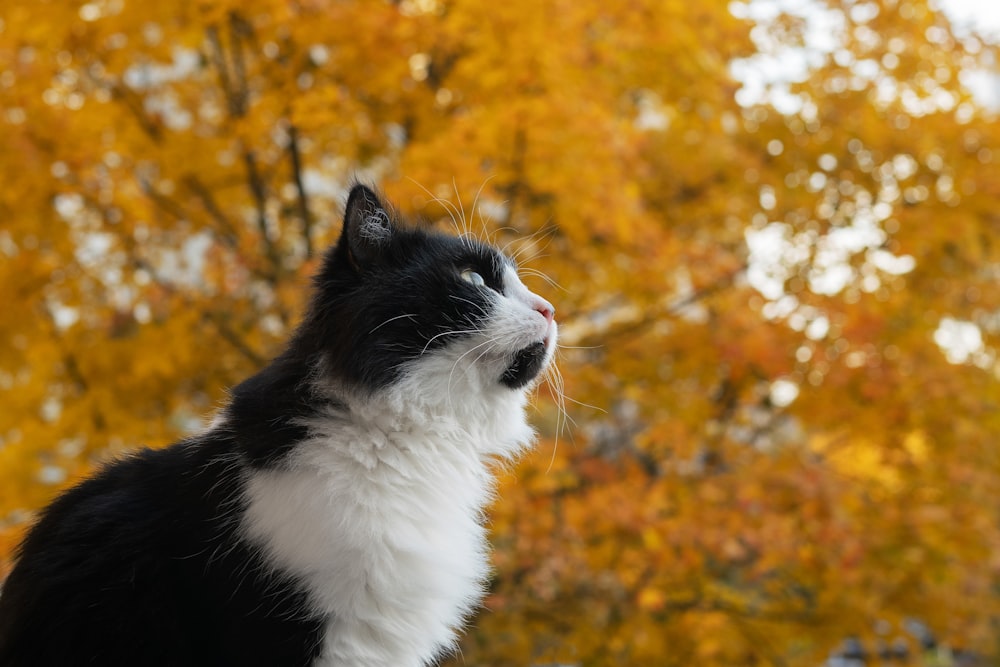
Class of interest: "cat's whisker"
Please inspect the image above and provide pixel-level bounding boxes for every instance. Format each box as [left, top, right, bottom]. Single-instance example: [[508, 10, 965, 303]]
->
[[536, 361, 572, 475], [457, 340, 503, 402], [369, 313, 420, 335], [545, 362, 574, 429], [448, 294, 490, 317], [407, 177, 468, 239], [513, 251, 552, 268], [468, 176, 497, 246], [504, 226, 558, 267], [448, 177, 471, 240], [518, 268, 565, 292], [444, 336, 502, 409], [419, 328, 486, 356], [558, 392, 606, 414]]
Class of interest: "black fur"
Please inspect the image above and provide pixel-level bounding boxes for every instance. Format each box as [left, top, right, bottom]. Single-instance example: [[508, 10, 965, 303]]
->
[[0, 185, 546, 666], [0, 437, 325, 666], [298, 185, 512, 391], [500, 341, 548, 389]]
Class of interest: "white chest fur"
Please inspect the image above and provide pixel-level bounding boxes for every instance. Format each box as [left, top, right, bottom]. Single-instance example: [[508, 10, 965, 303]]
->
[[240, 387, 533, 667]]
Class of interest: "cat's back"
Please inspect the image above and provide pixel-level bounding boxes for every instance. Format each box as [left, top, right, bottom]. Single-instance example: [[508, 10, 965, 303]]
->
[[0, 439, 324, 666]]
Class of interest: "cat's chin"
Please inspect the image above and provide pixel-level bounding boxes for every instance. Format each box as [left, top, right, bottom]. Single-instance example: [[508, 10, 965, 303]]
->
[[499, 341, 549, 389]]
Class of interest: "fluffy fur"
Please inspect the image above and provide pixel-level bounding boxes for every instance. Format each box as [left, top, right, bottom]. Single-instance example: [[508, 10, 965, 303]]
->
[[0, 184, 557, 666]]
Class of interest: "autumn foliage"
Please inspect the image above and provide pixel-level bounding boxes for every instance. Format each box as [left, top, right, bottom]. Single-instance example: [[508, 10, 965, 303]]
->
[[2, 0, 1000, 664]]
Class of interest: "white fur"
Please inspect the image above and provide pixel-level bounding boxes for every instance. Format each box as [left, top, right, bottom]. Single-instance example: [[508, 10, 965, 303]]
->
[[240, 269, 557, 667]]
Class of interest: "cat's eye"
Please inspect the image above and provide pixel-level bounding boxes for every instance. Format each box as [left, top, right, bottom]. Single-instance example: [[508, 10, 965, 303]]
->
[[460, 269, 486, 287]]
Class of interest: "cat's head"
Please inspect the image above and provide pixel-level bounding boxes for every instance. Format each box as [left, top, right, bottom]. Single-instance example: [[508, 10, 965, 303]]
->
[[297, 184, 557, 407]]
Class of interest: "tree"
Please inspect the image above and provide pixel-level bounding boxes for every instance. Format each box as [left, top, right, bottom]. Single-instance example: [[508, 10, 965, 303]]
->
[[1, 0, 998, 663]]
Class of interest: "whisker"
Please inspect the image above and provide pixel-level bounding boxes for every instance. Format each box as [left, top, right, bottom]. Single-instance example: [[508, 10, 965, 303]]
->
[[450, 177, 470, 238], [448, 294, 489, 317], [559, 393, 606, 413], [420, 328, 485, 355], [407, 177, 468, 239], [469, 176, 497, 245], [445, 337, 502, 409], [505, 225, 558, 264], [518, 268, 566, 292], [369, 313, 420, 335], [542, 363, 569, 474]]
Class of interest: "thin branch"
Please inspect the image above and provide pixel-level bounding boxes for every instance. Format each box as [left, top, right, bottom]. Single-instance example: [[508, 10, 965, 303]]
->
[[206, 25, 240, 117], [62, 354, 90, 393], [243, 149, 282, 276], [139, 178, 191, 224], [564, 264, 747, 349], [501, 126, 528, 227], [228, 12, 251, 116], [182, 175, 240, 249], [665, 263, 747, 317], [108, 80, 163, 142], [206, 15, 282, 277], [203, 311, 267, 367], [131, 256, 267, 367], [287, 123, 313, 258]]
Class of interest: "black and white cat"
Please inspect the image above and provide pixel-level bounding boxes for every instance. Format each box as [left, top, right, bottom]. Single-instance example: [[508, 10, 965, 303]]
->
[[0, 184, 557, 666]]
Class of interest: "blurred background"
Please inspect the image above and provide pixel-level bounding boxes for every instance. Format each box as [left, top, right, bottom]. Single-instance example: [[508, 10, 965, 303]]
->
[[1, 0, 999, 664]]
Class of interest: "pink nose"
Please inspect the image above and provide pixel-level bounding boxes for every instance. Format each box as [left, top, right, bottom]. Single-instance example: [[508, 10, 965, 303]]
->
[[533, 297, 555, 324]]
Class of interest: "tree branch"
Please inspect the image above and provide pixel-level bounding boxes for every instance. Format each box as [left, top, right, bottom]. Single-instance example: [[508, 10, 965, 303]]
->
[[131, 256, 266, 367], [561, 264, 747, 349], [242, 149, 282, 277], [202, 311, 267, 367], [287, 123, 313, 258], [108, 80, 163, 142], [206, 25, 241, 117], [138, 178, 191, 223], [181, 175, 240, 249], [664, 263, 747, 318], [228, 12, 251, 116]]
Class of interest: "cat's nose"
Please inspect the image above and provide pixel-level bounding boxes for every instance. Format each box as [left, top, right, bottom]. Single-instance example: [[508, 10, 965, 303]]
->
[[532, 297, 555, 324]]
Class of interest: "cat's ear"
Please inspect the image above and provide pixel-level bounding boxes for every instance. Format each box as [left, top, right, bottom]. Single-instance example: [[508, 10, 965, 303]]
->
[[342, 184, 395, 267]]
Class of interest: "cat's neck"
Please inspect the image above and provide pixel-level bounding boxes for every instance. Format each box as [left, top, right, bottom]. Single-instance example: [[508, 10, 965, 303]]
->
[[309, 384, 528, 464], [226, 343, 537, 466]]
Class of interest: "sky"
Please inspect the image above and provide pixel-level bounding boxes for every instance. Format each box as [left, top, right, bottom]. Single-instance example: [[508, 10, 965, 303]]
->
[[942, 0, 1000, 39], [730, 0, 1000, 113], [732, 0, 1000, 385]]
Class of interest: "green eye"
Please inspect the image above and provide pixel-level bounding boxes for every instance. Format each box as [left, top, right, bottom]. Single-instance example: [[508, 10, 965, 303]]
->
[[461, 269, 486, 287]]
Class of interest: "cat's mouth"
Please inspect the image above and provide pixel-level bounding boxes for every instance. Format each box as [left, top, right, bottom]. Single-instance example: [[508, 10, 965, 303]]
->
[[499, 342, 548, 389]]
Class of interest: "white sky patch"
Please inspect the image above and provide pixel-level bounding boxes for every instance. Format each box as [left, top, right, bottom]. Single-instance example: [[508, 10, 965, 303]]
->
[[770, 378, 800, 407], [745, 222, 794, 300], [151, 230, 214, 290], [868, 248, 915, 275], [809, 211, 884, 295], [731, 0, 1000, 111], [938, 0, 1000, 40], [123, 47, 200, 90], [122, 48, 200, 131], [634, 89, 671, 131], [302, 168, 348, 199], [476, 196, 510, 224], [934, 317, 985, 365], [745, 211, 914, 301], [960, 69, 1000, 112], [38, 465, 67, 485], [49, 302, 80, 330], [730, 0, 845, 113], [733, 0, 995, 371]]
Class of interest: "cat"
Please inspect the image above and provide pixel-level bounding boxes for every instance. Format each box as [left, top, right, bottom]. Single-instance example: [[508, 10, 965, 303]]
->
[[0, 184, 558, 666]]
